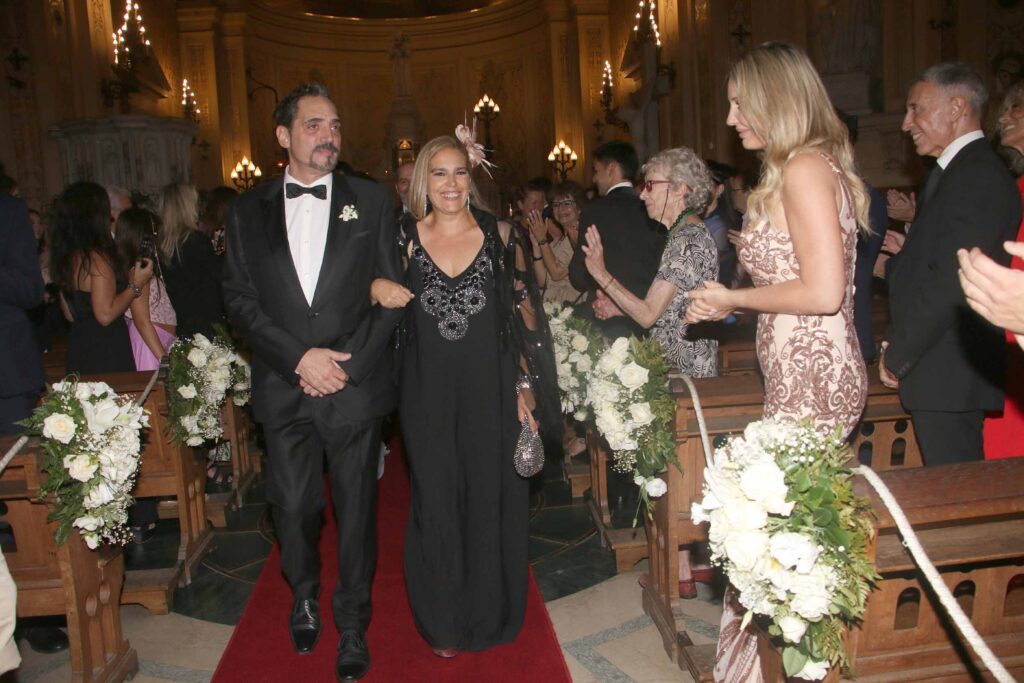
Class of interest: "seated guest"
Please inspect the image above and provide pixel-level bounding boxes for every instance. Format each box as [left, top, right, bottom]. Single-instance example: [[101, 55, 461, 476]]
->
[[115, 208, 177, 370], [526, 180, 585, 305], [49, 182, 152, 374], [157, 182, 224, 339], [704, 160, 741, 287]]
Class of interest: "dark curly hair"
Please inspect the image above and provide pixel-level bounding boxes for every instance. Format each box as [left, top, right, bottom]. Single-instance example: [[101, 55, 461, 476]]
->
[[49, 181, 122, 292]]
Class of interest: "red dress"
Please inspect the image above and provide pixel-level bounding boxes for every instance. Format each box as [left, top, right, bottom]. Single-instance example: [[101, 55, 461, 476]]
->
[[983, 176, 1024, 459]]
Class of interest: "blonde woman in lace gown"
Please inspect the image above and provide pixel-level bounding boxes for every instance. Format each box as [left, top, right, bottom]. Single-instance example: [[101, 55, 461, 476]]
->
[[685, 42, 871, 683]]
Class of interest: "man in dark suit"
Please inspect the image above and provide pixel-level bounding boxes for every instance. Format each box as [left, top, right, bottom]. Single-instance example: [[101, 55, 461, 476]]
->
[[881, 62, 1022, 465], [568, 141, 666, 339], [0, 192, 44, 434], [223, 83, 402, 682]]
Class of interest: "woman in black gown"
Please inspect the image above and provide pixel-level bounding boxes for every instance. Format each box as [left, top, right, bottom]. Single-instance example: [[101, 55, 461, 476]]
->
[[372, 135, 556, 657], [49, 182, 153, 374]]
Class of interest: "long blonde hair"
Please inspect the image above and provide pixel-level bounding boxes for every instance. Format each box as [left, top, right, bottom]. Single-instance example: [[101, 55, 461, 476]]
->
[[408, 136, 487, 220], [157, 182, 200, 260], [729, 42, 870, 234]]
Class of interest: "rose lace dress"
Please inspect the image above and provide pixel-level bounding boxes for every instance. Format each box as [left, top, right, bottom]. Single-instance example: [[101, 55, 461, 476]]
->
[[714, 154, 867, 683]]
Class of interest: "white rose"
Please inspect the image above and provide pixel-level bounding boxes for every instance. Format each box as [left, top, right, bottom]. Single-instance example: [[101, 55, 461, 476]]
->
[[724, 499, 768, 531], [576, 355, 592, 373], [42, 413, 77, 444], [193, 333, 212, 350], [644, 478, 667, 498], [616, 362, 649, 391], [770, 532, 821, 574], [724, 530, 770, 572], [634, 475, 646, 486], [187, 436, 205, 447], [187, 348, 208, 367], [739, 461, 793, 516], [628, 402, 654, 425], [177, 384, 198, 399], [83, 533, 101, 550], [81, 398, 120, 435], [708, 509, 730, 546], [83, 481, 116, 509], [573, 409, 588, 421], [790, 574, 831, 621], [64, 454, 98, 482], [74, 515, 103, 532], [793, 658, 830, 681], [778, 615, 807, 644], [571, 335, 589, 352], [74, 383, 94, 400]]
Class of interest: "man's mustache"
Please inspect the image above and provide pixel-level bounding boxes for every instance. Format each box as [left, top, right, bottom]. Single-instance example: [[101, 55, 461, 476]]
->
[[315, 144, 340, 154]]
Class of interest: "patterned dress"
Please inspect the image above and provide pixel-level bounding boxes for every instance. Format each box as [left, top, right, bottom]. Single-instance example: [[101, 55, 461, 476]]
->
[[653, 220, 719, 377], [734, 155, 867, 439]]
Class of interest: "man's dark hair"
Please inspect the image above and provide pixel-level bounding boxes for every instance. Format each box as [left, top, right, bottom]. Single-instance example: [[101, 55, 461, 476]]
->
[[527, 176, 553, 195], [273, 82, 332, 130], [592, 141, 639, 183]]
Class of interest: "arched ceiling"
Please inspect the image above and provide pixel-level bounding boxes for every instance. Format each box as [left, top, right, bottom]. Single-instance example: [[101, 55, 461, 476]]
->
[[275, 0, 508, 19]]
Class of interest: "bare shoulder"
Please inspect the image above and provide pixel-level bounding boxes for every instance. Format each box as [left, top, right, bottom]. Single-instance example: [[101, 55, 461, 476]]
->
[[497, 219, 512, 246], [783, 151, 834, 181]]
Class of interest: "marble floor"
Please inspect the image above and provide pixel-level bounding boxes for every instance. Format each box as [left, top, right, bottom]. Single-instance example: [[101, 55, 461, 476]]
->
[[6, 451, 722, 682]]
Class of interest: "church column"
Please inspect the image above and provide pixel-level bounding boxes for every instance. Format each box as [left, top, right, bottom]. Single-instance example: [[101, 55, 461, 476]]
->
[[544, 0, 584, 182], [177, 4, 223, 189], [62, 0, 115, 118], [216, 10, 253, 188], [573, 0, 611, 178]]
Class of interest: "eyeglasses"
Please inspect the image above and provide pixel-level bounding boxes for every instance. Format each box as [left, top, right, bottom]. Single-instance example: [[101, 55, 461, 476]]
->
[[642, 179, 672, 192], [551, 199, 576, 208]]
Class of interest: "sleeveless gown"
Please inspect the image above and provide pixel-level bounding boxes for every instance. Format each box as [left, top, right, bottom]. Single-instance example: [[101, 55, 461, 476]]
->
[[64, 289, 135, 375], [714, 155, 867, 683], [399, 220, 527, 651]]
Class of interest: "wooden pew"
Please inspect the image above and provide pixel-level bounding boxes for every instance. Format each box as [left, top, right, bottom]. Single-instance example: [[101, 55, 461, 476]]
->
[[81, 371, 214, 614], [750, 459, 1024, 682], [638, 366, 922, 680], [0, 436, 138, 683]]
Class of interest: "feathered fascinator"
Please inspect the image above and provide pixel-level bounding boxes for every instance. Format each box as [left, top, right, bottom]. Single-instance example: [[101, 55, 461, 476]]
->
[[455, 117, 496, 178]]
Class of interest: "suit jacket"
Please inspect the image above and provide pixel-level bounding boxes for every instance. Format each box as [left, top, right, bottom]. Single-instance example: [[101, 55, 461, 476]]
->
[[886, 138, 1022, 411], [160, 229, 225, 339], [223, 173, 403, 426], [568, 186, 666, 337], [0, 194, 44, 399]]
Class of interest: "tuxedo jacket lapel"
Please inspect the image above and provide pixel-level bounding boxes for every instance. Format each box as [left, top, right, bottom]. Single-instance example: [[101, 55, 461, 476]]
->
[[310, 173, 358, 309], [260, 179, 309, 309]]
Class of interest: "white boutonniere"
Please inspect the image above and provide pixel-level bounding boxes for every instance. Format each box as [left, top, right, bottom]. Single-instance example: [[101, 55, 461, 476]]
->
[[339, 205, 359, 221]]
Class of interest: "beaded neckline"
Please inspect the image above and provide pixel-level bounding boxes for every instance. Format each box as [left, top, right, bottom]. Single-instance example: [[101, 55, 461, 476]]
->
[[412, 237, 491, 341]]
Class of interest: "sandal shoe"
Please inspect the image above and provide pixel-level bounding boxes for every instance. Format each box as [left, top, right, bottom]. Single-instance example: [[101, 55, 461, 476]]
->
[[678, 579, 697, 599], [205, 464, 233, 493]]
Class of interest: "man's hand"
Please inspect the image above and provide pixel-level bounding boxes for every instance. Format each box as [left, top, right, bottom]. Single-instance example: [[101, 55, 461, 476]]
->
[[958, 242, 1024, 336], [878, 341, 899, 390], [295, 348, 351, 396], [886, 189, 916, 223]]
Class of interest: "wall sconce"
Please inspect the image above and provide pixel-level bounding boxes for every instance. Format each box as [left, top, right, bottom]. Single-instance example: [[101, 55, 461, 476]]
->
[[182, 78, 200, 123], [473, 94, 500, 159], [230, 156, 262, 190], [547, 140, 578, 181]]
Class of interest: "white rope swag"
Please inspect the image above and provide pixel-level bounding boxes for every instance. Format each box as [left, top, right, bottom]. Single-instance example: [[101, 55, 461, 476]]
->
[[677, 374, 1017, 683], [0, 368, 161, 477]]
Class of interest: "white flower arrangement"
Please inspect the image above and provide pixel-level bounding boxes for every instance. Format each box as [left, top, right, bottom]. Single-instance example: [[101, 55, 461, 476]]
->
[[21, 379, 148, 548], [691, 418, 879, 680], [167, 332, 251, 447], [586, 335, 677, 514], [339, 204, 359, 221], [543, 301, 603, 419]]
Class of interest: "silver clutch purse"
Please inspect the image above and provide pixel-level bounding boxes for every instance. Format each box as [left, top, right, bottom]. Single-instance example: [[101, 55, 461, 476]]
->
[[513, 417, 544, 478]]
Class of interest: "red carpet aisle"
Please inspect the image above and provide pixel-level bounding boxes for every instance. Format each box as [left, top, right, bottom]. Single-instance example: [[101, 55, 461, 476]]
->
[[211, 440, 573, 683]]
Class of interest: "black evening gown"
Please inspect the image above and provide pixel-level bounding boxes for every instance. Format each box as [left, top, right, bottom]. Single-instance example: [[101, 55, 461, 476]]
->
[[63, 290, 135, 374], [399, 218, 528, 652]]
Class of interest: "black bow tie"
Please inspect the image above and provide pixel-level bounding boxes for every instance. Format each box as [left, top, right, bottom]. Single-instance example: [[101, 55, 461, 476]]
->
[[286, 182, 327, 200]]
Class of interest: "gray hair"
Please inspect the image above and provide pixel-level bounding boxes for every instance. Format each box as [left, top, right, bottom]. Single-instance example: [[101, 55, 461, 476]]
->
[[641, 147, 715, 215], [915, 61, 988, 120]]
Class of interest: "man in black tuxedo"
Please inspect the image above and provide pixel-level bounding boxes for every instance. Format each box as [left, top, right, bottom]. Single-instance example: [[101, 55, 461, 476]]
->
[[881, 62, 1021, 465], [0, 192, 44, 435], [568, 141, 666, 339], [223, 83, 402, 682]]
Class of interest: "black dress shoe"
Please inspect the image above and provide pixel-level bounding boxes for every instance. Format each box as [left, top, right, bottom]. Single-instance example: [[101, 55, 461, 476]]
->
[[336, 629, 370, 682], [22, 626, 69, 654], [289, 598, 321, 654]]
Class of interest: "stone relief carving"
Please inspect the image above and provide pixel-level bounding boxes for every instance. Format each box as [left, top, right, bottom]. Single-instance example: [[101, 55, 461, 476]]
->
[[809, 0, 881, 76]]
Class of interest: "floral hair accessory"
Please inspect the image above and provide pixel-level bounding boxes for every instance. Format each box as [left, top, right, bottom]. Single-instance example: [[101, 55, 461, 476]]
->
[[455, 117, 496, 178]]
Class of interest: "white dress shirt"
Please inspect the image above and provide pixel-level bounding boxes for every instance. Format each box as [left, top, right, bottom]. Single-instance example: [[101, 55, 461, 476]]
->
[[606, 181, 634, 195], [284, 168, 333, 305], [937, 130, 985, 169]]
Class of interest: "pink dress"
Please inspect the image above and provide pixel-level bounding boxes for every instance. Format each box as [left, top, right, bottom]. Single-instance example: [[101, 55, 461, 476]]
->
[[125, 277, 177, 371], [734, 154, 867, 439], [714, 155, 867, 683]]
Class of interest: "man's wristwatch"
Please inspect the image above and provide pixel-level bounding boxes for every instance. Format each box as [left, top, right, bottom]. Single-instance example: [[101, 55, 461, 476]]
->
[[129, 283, 143, 298]]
